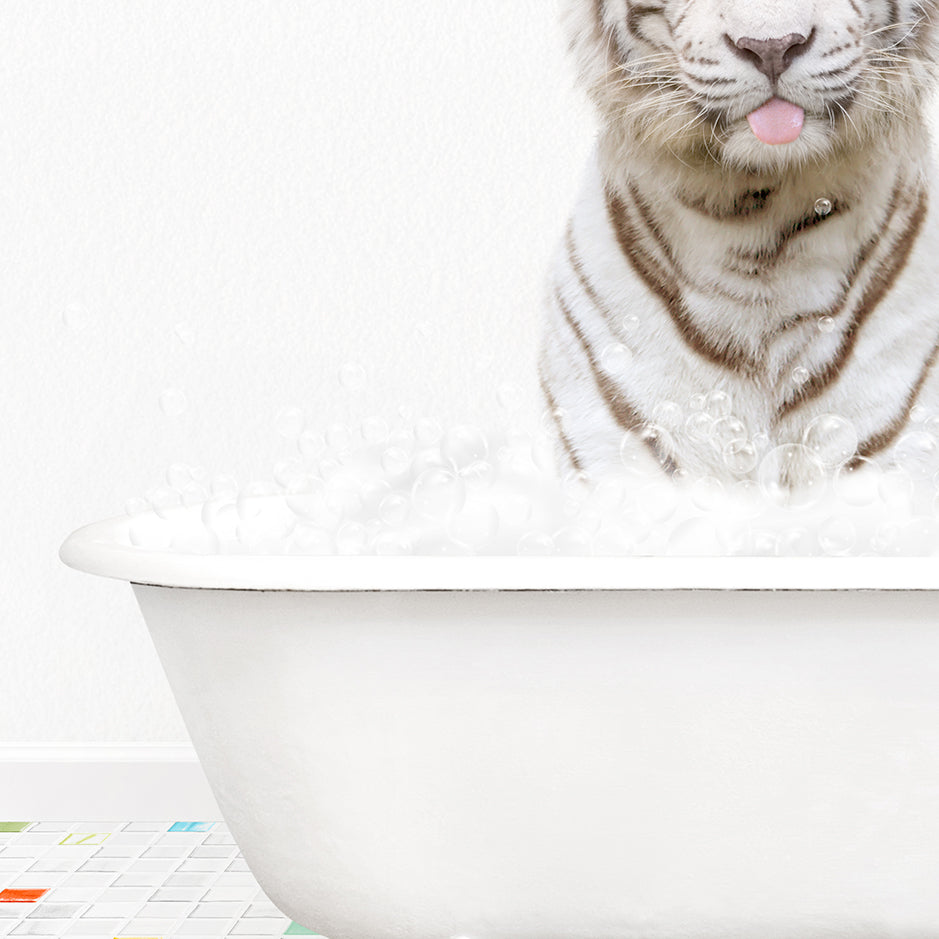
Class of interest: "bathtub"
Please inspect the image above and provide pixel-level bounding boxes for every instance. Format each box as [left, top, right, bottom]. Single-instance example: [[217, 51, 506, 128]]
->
[[61, 513, 939, 939]]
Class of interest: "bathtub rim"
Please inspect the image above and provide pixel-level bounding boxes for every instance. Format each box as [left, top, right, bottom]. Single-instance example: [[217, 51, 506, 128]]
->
[[60, 513, 939, 591]]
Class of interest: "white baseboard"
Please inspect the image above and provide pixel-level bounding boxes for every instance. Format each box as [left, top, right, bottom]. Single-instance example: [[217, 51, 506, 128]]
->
[[0, 744, 222, 821]]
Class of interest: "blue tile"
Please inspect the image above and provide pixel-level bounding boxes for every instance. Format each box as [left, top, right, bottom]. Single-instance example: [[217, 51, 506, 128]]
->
[[168, 822, 215, 832]]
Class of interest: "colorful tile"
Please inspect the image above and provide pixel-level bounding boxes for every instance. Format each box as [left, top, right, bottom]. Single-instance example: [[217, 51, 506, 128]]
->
[[59, 833, 110, 846], [0, 822, 326, 939], [0, 892, 48, 904]]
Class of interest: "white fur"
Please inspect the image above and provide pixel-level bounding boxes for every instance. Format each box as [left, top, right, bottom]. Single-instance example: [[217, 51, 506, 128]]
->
[[542, 0, 939, 485]]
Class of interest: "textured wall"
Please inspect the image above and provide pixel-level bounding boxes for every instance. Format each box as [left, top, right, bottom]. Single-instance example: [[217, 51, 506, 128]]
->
[[2, 0, 595, 741]]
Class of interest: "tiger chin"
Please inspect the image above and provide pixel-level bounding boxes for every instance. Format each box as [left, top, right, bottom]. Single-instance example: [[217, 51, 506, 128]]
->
[[540, 0, 939, 491]]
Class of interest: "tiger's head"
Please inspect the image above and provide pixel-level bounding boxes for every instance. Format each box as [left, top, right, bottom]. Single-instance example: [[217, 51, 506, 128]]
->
[[565, 0, 939, 172]]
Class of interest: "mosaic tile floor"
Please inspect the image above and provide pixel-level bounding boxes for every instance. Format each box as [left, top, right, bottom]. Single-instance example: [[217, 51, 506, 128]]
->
[[0, 822, 320, 938]]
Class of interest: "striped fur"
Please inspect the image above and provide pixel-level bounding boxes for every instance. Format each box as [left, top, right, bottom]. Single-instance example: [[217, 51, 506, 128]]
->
[[542, 0, 939, 484]]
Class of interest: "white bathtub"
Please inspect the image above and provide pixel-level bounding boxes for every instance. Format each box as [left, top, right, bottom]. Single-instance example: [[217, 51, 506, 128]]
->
[[61, 515, 939, 939]]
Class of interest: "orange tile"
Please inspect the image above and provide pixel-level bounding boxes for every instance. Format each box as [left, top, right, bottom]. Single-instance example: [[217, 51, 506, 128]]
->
[[0, 888, 48, 902]]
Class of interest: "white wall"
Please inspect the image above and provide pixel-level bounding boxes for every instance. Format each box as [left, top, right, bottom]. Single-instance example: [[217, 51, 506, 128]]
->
[[1, 1, 595, 741]]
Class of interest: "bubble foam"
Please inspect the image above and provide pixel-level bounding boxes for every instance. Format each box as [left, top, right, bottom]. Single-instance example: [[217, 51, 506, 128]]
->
[[123, 410, 939, 557]]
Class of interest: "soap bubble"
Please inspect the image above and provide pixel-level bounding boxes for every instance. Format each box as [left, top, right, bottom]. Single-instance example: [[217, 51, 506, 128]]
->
[[620, 424, 674, 474], [777, 527, 816, 556], [791, 367, 810, 386], [818, 516, 856, 555], [236, 481, 278, 521], [686, 411, 714, 443], [361, 416, 390, 445], [897, 517, 939, 556], [554, 526, 593, 554], [442, 425, 489, 471], [637, 481, 678, 523], [285, 476, 342, 528], [325, 423, 353, 453], [517, 532, 556, 556], [712, 416, 747, 450], [291, 524, 333, 556], [411, 447, 448, 477], [879, 468, 914, 512], [590, 475, 632, 512], [180, 483, 206, 507], [379, 492, 410, 527], [147, 486, 180, 519], [621, 313, 640, 334], [706, 390, 732, 418], [129, 514, 172, 550], [593, 524, 641, 555], [460, 459, 498, 490], [159, 388, 188, 417], [833, 458, 881, 506], [336, 521, 368, 556], [723, 439, 758, 476], [601, 343, 633, 373], [817, 316, 836, 334], [758, 445, 826, 509], [414, 417, 442, 447], [381, 446, 412, 478], [273, 459, 306, 490], [802, 414, 858, 467], [651, 401, 683, 431], [894, 430, 939, 480], [448, 501, 500, 549], [691, 476, 724, 512], [667, 517, 724, 556], [210, 474, 239, 499], [372, 531, 414, 556], [298, 430, 327, 462], [412, 468, 466, 520]]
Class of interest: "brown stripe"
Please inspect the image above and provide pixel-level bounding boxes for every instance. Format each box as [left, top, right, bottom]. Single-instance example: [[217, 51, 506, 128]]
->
[[538, 366, 585, 474], [675, 187, 775, 220], [565, 224, 619, 324], [605, 185, 757, 375], [852, 334, 939, 463], [591, 0, 623, 73], [551, 281, 678, 475], [766, 178, 906, 344], [729, 200, 844, 270], [776, 186, 927, 420], [629, 183, 747, 303], [625, 1, 669, 48]]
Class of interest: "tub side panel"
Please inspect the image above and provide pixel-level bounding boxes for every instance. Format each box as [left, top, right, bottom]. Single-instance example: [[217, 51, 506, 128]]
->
[[133, 586, 939, 939]]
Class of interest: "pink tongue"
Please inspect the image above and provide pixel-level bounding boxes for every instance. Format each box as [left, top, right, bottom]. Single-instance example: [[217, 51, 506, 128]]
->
[[747, 98, 805, 145]]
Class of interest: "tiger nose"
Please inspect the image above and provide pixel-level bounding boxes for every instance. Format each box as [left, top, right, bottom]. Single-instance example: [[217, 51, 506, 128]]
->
[[728, 30, 814, 84]]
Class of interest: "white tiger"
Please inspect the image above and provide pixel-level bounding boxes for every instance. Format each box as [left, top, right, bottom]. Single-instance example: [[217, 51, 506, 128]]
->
[[540, 0, 939, 486]]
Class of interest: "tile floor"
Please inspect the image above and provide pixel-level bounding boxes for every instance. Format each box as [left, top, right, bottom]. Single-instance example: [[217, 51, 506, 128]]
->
[[0, 822, 320, 938]]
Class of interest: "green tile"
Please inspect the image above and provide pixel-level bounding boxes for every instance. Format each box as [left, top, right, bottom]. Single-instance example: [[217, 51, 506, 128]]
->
[[0, 822, 30, 832], [285, 925, 319, 936]]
